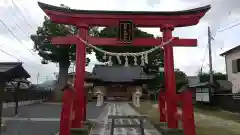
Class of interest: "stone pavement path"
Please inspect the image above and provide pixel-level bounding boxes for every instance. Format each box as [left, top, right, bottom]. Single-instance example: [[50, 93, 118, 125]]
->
[[90, 102, 161, 135]]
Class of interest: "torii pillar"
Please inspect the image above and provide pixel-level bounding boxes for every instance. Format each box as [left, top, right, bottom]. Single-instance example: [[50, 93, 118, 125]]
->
[[161, 25, 178, 128], [72, 23, 88, 128]]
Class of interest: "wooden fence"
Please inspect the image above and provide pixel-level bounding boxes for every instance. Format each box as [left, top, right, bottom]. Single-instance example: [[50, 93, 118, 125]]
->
[[211, 94, 240, 112], [3, 89, 52, 102]]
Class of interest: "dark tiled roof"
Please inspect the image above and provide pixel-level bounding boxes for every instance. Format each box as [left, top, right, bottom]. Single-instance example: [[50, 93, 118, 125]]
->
[[220, 45, 240, 56], [0, 62, 30, 81], [188, 80, 232, 93], [38, 2, 210, 16], [188, 82, 214, 88], [215, 80, 232, 90], [68, 71, 100, 81], [92, 65, 155, 82]]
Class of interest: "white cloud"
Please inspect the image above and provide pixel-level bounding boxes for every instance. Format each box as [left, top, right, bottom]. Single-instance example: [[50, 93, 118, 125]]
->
[[0, 0, 240, 84]]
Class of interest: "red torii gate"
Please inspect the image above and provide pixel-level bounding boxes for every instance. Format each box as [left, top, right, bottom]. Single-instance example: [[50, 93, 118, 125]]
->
[[37, 1, 210, 134]]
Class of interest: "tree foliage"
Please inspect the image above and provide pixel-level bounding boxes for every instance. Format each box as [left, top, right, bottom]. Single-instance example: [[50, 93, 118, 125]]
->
[[94, 27, 164, 67], [148, 68, 188, 91], [198, 71, 227, 82], [31, 4, 94, 90]]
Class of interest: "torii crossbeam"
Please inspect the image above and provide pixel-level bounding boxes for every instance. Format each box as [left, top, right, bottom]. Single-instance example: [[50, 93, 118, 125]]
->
[[51, 36, 197, 47], [37, 2, 210, 135]]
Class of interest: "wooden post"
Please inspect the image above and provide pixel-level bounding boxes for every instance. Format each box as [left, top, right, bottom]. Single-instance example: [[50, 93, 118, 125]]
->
[[14, 82, 20, 116], [139, 119, 145, 135], [110, 118, 115, 135], [0, 77, 5, 134]]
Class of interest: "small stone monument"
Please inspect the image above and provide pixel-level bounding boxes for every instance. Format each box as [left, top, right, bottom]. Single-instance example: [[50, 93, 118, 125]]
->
[[134, 90, 142, 107], [95, 90, 103, 106]]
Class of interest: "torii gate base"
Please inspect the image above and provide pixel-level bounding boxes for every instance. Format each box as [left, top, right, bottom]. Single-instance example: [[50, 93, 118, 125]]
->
[[59, 88, 74, 135], [159, 90, 195, 135], [37, 2, 210, 135]]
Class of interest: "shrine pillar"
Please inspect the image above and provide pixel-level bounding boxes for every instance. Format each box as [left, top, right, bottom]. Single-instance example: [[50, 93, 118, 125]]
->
[[161, 25, 178, 128], [72, 23, 88, 128]]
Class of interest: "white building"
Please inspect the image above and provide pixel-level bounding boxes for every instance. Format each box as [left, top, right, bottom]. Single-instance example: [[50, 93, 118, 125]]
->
[[221, 45, 240, 93]]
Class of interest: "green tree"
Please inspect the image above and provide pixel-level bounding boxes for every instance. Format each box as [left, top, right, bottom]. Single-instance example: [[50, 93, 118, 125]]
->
[[94, 27, 164, 67], [198, 71, 227, 82], [148, 68, 188, 89], [147, 68, 188, 100], [31, 4, 95, 90]]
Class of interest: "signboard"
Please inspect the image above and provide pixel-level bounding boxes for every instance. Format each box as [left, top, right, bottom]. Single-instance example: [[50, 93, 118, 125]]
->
[[196, 88, 210, 102], [118, 20, 133, 43]]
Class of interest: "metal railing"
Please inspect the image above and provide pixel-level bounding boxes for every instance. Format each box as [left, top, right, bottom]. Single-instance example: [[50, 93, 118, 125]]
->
[[108, 115, 147, 135]]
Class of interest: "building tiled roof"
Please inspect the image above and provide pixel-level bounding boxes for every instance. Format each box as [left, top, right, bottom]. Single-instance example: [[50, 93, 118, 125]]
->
[[215, 80, 232, 91], [0, 62, 30, 81], [92, 65, 155, 82], [68, 71, 99, 81], [220, 45, 240, 56], [188, 80, 232, 93]]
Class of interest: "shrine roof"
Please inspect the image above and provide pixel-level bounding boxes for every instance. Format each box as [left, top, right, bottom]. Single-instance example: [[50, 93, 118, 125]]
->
[[68, 71, 100, 81], [38, 2, 210, 16], [92, 65, 155, 82], [0, 62, 30, 82]]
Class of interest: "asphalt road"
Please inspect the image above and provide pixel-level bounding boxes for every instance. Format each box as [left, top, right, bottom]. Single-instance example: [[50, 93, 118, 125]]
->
[[2, 102, 107, 135]]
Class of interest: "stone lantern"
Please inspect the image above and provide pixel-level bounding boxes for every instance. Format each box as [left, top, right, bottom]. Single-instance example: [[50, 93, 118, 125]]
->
[[134, 90, 142, 107], [95, 90, 103, 106]]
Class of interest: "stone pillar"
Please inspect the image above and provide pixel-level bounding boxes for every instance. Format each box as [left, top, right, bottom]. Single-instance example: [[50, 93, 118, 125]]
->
[[134, 91, 142, 107], [96, 94, 101, 106], [95, 90, 102, 107], [100, 93, 104, 105]]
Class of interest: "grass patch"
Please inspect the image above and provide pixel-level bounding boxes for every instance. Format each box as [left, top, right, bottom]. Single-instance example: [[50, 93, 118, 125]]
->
[[194, 105, 240, 124], [70, 120, 95, 135], [131, 102, 240, 135]]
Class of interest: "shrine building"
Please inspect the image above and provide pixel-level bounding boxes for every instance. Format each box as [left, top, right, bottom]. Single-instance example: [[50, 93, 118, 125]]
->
[[68, 64, 155, 100]]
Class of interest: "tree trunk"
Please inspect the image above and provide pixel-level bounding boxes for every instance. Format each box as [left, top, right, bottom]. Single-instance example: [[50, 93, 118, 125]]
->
[[54, 60, 70, 101], [57, 60, 70, 90]]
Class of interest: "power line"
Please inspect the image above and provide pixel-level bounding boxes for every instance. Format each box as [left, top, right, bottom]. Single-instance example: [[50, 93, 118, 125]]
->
[[196, 20, 240, 74], [0, 44, 42, 70], [219, 18, 240, 29], [0, 45, 21, 62], [0, 5, 56, 76], [0, 20, 53, 72], [11, 0, 35, 30], [3, 0, 32, 34], [218, 21, 240, 32], [0, 43, 56, 77], [0, 20, 35, 56], [198, 45, 208, 74], [19, 2, 38, 26]]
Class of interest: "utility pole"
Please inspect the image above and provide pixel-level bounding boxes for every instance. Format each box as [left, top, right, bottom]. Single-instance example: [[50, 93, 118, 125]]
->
[[208, 26, 214, 84], [37, 72, 40, 84]]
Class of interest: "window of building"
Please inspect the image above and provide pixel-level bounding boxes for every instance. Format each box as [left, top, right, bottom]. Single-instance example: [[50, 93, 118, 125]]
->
[[232, 59, 240, 73]]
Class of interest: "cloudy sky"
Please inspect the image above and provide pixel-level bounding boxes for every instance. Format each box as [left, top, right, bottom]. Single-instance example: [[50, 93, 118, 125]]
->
[[0, 0, 240, 84]]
